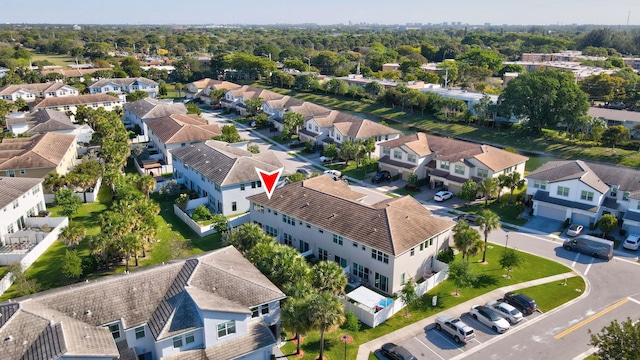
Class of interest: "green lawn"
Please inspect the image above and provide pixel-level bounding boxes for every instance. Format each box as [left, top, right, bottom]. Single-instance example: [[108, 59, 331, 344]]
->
[[392, 187, 421, 196], [29, 53, 76, 66], [458, 201, 529, 226], [517, 276, 585, 312], [280, 245, 572, 359], [325, 160, 378, 180]]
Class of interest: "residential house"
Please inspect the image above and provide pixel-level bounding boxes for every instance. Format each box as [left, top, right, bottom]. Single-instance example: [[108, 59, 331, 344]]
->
[[0, 177, 46, 246], [329, 117, 401, 154], [88, 77, 159, 98], [5, 109, 94, 144], [122, 97, 187, 135], [248, 176, 455, 296], [0, 132, 78, 179], [526, 160, 640, 233], [588, 107, 640, 136], [0, 82, 79, 102], [172, 140, 283, 217], [186, 78, 242, 103], [378, 133, 528, 191], [145, 114, 221, 166], [221, 86, 283, 116], [31, 94, 122, 114], [0, 246, 286, 360], [267, 100, 330, 133], [262, 95, 305, 124], [39, 67, 114, 80]]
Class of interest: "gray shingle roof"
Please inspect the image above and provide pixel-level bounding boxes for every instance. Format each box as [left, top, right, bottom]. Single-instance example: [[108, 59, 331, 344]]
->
[[123, 98, 187, 120], [171, 141, 282, 186], [0, 177, 42, 210], [88, 77, 158, 89], [248, 176, 454, 255]]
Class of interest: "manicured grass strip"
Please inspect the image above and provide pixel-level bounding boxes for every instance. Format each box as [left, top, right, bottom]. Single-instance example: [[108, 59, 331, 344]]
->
[[280, 245, 571, 359], [516, 276, 585, 313]]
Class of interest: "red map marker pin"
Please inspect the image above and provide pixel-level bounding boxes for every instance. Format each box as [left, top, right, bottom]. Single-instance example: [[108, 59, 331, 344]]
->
[[255, 167, 284, 200]]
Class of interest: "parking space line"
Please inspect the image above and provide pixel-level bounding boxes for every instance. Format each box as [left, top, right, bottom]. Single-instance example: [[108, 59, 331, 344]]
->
[[554, 298, 629, 339], [414, 337, 447, 360], [627, 296, 640, 306], [584, 256, 594, 275], [429, 330, 465, 352], [571, 252, 580, 267]]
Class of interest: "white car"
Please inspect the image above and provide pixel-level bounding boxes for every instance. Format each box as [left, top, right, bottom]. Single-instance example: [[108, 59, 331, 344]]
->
[[623, 234, 640, 251], [486, 300, 523, 324], [434, 191, 453, 202], [469, 305, 510, 333], [323, 169, 342, 181], [319, 156, 333, 163]]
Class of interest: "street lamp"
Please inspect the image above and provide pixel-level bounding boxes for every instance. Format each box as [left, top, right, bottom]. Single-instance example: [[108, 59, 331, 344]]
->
[[505, 234, 509, 252], [303, 56, 311, 72], [261, 53, 271, 61], [342, 335, 349, 360]]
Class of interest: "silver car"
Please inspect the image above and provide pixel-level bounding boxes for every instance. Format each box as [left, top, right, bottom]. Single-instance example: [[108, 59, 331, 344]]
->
[[469, 305, 510, 333], [486, 300, 523, 324]]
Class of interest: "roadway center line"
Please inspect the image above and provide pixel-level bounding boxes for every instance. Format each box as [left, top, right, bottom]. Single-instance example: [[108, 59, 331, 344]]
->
[[584, 257, 594, 276], [554, 298, 629, 339], [414, 337, 447, 360], [571, 252, 580, 268]]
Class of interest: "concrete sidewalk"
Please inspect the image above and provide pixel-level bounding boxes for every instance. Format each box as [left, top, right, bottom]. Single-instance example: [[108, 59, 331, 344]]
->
[[356, 271, 580, 360]]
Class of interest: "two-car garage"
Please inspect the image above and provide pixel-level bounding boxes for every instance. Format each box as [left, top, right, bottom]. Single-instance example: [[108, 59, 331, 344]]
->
[[535, 203, 567, 222]]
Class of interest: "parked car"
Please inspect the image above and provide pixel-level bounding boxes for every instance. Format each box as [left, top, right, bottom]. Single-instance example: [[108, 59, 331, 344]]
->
[[486, 300, 523, 324], [434, 190, 454, 202], [623, 234, 640, 251], [563, 235, 614, 261], [296, 168, 313, 178], [502, 292, 538, 315], [566, 224, 584, 237], [469, 305, 510, 333], [380, 343, 417, 360], [457, 213, 478, 223], [323, 169, 342, 181], [318, 156, 333, 163], [435, 315, 476, 343], [372, 170, 392, 184]]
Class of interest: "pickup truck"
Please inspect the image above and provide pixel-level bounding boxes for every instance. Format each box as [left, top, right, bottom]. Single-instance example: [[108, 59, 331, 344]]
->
[[435, 315, 476, 343]]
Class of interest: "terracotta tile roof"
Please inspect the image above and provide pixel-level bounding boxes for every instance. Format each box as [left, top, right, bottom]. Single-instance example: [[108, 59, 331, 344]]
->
[[0, 176, 42, 209], [32, 94, 120, 109], [242, 87, 284, 101], [248, 176, 454, 255], [146, 114, 221, 144], [0, 132, 76, 170], [123, 97, 187, 119], [0, 247, 285, 357], [333, 118, 401, 139], [264, 95, 305, 110], [171, 141, 283, 186], [379, 132, 431, 156], [288, 102, 331, 118]]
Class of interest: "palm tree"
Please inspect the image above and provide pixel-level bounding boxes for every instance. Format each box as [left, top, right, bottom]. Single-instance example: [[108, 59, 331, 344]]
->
[[308, 292, 345, 360], [175, 82, 184, 97], [59, 222, 86, 248], [139, 174, 156, 199], [311, 261, 347, 295], [454, 224, 484, 261], [118, 233, 143, 272], [477, 177, 498, 207], [476, 210, 501, 263], [281, 297, 312, 355], [43, 172, 66, 193], [496, 173, 509, 203], [507, 172, 526, 204]]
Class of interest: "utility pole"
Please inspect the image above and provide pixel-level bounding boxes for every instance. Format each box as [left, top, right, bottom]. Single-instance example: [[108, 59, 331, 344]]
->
[[303, 57, 311, 72]]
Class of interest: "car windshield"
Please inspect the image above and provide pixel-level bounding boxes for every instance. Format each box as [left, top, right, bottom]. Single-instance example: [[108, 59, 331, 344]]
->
[[510, 309, 520, 315], [487, 310, 501, 321], [569, 225, 579, 230]]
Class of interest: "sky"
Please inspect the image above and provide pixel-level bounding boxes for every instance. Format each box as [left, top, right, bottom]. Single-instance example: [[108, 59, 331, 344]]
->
[[3, 0, 640, 26]]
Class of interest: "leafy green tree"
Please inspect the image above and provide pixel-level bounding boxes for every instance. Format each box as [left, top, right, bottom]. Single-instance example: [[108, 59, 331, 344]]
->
[[126, 90, 148, 102], [453, 221, 484, 261], [598, 214, 618, 237], [294, 74, 319, 91], [55, 189, 83, 218], [499, 70, 589, 134], [497, 64, 526, 77], [323, 144, 339, 164], [601, 125, 630, 148], [62, 249, 83, 280], [580, 73, 627, 104], [9, 264, 40, 296], [476, 210, 501, 263], [589, 317, 640, 360], [458, 179, 478, 205], [192, 205, 213, 222], [223, 223, 270, 255], [448, 260, 476, 296], [283, 111, 304, 135], [186, 102, 202, 116], [245, 97, 264, 116], [499, 248, 524, 278], [175, 193, 189, 211], [308, 292, 345, 360], [456, 48, 504, 72], [399, 277, 419, 317], [214, 125, 242, 143], [364, 81, 384, 99], [287, 172, 307, 183]]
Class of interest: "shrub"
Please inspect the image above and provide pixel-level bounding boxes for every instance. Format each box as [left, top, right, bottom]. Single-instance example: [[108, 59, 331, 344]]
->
[[192, 205, 212, 222], [437, 247, 455, 264], [341, 311, 360, 331], [175, 193, 189, 211]]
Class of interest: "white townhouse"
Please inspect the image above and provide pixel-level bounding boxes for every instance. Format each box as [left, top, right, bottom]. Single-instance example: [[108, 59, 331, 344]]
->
[[32, 94, 122, 115], [588, 107, 640, 136], [5, 109, 94, 144], [268, 100, 331, 133], [0, 177, 47, 246], [248, 176, 455, 296], [328, 117, 401, 154], [378, 133, 528, 192], [297, 110, 345, 145], [526, 160, 640, 233], [122, 97, 187, 135], [145, 114, 221, 166], [186, 78, 242, 103], [0, 246, 285, 360], [172, 140, 283, 217], [88, 77, 159, 98], [221, 86, 283, 116], [0, 82, 79, 102]]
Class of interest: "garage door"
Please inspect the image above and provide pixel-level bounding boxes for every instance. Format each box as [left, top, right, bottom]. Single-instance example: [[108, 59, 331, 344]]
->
[[572, 213, 593, 226], [537, 203, 566, 221]]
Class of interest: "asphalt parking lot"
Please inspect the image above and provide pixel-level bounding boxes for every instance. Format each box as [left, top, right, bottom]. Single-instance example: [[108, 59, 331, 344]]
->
[[397, 308, 542, 360]]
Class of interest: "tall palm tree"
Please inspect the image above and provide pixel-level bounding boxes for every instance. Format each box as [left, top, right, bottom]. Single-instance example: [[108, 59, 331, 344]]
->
[[281, 297, 312, 355], [476, 210, 501, 263], [43, 173, 66, 193], [453, 225, 484, 261], [477, 177, 498, 207], [309, 292, 345, 360], [139, 174, 156, 199], [507, 172, 526, 204], [496, 174, 509, 203], [311, 261, 347, 295], [59, 222, 86, 249], [118, 233, 143, 273]]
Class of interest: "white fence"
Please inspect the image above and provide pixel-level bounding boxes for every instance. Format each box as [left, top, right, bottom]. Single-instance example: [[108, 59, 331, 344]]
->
[[173, 204, 250, 237], [44, 177, 102, 204], [342, 260, 449, 328], [0, 216, 68, 296], [133, 157, 173, 177]]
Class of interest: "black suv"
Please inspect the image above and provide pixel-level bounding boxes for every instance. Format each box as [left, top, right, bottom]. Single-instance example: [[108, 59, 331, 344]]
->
[[372, 170, 391, 184], [502, 292, 538, 315]]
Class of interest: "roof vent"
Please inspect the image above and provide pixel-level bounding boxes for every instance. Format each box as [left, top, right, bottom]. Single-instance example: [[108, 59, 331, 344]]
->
[[373, 228, 377, 232], [4, 336, 13, 342], [84, 310, 91, 315]]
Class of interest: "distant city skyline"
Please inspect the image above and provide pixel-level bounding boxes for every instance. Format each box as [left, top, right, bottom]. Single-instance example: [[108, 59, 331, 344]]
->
[[2, 0, 640, 26]]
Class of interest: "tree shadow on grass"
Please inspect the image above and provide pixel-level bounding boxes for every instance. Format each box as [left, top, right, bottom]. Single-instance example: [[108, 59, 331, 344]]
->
[[474, 274, 499, 289]]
